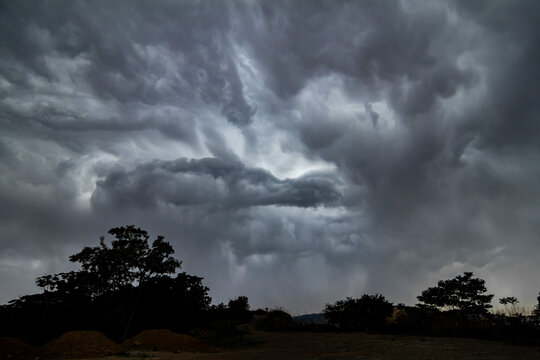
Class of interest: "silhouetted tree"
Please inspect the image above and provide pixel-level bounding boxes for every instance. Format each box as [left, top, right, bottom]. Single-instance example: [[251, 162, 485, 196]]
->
[[254, 308, 295, 331], [417, 272, 493, 314], [132, 273, 211, 332], [0, 226, 214, 343], [228, 296, 252, 323], [499, 296, 520, 317], [323, 294, 393, 331], [534, 292, 540, 317], [37, 225, 181, 340]]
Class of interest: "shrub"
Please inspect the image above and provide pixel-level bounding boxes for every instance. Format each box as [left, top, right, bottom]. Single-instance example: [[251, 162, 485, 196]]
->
[[534, 292, 540, 316], [323, 294, 393, 331], [228, 296, 252, 323], [254, 308, 295, 331]]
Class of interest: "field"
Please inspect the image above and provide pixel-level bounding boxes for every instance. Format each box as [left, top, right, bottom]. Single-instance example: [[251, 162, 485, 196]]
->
[[80, 330, 540, 360], [3, 326, 540, 359]]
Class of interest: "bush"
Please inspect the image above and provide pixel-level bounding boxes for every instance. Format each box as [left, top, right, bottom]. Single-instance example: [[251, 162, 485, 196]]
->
[[534, 292, 540, 316], [254, 309, 295, 331], [323, 294, 393, 331], [228, 296, 252, 323]]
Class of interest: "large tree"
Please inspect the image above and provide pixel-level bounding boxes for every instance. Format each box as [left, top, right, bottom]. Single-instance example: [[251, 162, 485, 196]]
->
[[417, 272, 494, 314], [12, 225, 191, 341], [36, 225, 181, 297]]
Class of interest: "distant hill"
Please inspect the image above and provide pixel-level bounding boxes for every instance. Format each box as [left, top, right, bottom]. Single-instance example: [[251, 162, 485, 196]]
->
[[293, 313, 327, 325]]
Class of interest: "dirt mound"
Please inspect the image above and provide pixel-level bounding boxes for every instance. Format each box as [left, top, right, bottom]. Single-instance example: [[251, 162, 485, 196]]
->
[[39, 330, 121, 359], [0, 337, 38, 360], [123, 329, 213, 353]]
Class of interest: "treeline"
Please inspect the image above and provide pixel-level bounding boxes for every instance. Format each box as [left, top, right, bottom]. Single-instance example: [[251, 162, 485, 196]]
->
[[320, 272, 540, 342], [261, 274, 540, 342], [2, 225, 540, 346]]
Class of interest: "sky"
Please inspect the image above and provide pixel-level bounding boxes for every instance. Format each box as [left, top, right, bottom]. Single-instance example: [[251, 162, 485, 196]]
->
[[1, 0, 539, 314]]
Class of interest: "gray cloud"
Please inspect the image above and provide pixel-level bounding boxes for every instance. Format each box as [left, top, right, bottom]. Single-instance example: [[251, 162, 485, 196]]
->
[[0, 0, 254, 131], [91, 157, 342, 209], [1, 0, 540, 312]]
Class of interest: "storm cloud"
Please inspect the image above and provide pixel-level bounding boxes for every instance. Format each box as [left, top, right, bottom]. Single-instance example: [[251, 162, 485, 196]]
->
[[1, 0, 540, 312], [91, 157, 342, 208]]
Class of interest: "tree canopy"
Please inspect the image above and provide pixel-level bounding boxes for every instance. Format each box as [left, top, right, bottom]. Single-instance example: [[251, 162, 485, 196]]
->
[[499, 296, 520, 317], [1, 226, 210, 344], [323, 294, 393, 331], [534, 292, 540, 317], [36, 225, 181, 299], [417, 272, 494, 314]]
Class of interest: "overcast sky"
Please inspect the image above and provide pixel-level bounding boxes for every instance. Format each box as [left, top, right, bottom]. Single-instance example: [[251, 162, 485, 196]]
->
[[1, 0, 539, 313]]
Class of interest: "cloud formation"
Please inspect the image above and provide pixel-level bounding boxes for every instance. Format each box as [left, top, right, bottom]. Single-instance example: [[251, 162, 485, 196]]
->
[[91, 157, 342, 209], [1, 0, 540, 312]]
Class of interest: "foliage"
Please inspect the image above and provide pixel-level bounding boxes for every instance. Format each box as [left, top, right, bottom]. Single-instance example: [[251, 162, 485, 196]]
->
[[323, 294, 393, 331], [254, 308, 296, 331], [228, 296, 252, 323], [1, 226, 210, 344], [36, 225, 181, 299], [130, 273, 211, 332], [499, 296, 518, 306], [417, 272, 494, 314], [534, 292, 540, 316], [228, 296, 250, 313], [499, 296, 520, 317]]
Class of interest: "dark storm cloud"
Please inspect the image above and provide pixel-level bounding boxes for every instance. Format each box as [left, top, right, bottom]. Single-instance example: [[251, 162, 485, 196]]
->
[[233, 1, 475, 105], [228, 0, 540, 303], [0, 0, 254, 128], [91, 157, 341, 209], [1, 0, 540, 311], [450, 0, 540, 150]]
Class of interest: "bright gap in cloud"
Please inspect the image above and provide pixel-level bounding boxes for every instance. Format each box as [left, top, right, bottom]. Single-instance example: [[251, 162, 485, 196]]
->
[[233, 42, 338, 179], [73, 152, 118, 208]]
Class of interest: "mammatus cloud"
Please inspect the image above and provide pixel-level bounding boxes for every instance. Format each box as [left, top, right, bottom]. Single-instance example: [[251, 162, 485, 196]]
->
[[1, 0, 540, 311]]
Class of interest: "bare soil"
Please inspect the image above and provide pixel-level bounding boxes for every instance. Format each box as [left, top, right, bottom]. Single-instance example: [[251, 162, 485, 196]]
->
[[0, 337, 39, 360], [39, 330, 121, 359]]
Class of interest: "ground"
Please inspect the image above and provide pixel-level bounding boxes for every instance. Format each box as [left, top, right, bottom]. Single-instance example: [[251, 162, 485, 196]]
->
[[3, 329, 540, 359]]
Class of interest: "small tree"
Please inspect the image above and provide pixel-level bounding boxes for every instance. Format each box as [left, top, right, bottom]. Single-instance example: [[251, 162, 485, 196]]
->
[[499, 296, 520, 317], [417, 272, 493, 314], [228, 296, 252, 323], [534, 292, 540, 317], [228, 296, 250, 313], [323, 294, 393, 331]]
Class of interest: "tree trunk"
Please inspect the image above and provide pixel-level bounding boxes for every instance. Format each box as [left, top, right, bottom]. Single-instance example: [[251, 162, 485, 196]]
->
[[122, 288, 142, 342]]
